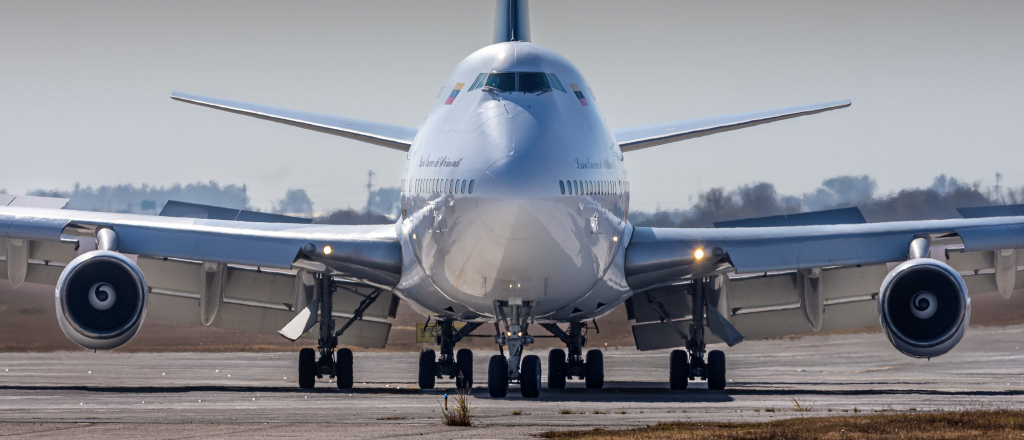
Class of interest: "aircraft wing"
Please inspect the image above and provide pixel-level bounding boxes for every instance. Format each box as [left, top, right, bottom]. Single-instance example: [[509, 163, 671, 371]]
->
[[614, 100, 851, 152], [624, 212, 1024, 350], [0, 203, 402, 347], [171, 92, 418, 152]]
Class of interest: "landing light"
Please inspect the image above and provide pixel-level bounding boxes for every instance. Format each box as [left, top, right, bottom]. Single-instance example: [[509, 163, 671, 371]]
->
[[506, 331, 512, 337], [693, 248, 705, 261], [323, 245, 334, 256], [517, 331, 523, 337]]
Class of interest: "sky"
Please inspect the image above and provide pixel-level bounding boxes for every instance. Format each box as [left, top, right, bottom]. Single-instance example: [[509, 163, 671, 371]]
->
[[1, 0, 1022, 213]]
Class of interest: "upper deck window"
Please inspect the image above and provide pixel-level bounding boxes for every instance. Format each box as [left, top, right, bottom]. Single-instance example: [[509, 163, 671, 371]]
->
[[484, 73, 516, 92], [517, 72, 551, 93]]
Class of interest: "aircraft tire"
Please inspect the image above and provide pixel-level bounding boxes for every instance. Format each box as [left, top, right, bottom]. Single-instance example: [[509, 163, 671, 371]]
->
[[298, 348, 316, 389], [418, 348, 437, 390], [520, 355, 542, 398], [547, 349, 567, 389], [669, 349, 689, 390], [584, 349, 604, 389], [336, 348, 354, 389], [456, 348, 473, 390], [707, 350, 726, 390], [487, 355, 509, 398]]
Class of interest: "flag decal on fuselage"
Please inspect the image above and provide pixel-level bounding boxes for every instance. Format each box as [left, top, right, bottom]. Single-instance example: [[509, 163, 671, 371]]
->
[[445, 82, 465, 105], [570, 83, 588, 106]]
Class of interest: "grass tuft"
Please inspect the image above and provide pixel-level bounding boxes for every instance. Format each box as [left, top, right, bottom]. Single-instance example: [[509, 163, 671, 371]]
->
[[439, 387, 474, 427], [790, 398, 813, 412]]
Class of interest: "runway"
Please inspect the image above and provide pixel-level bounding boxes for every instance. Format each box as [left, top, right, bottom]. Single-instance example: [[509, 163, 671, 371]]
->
[[0, 325, 1022, 439]]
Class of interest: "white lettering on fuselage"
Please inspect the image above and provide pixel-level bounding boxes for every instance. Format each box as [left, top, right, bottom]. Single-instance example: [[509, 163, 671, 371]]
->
[[575, 157, 615, 170], [418, 155, 463, 168]]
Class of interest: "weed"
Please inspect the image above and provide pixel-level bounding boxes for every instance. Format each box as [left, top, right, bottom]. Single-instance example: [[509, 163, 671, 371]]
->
[[558, 404, 578, 415], [790, 398, 813, 412], [377, 416, 408, 420], [439, 387, 474, 427], [593, 410, 608, 415], [615, 410, 627, 415]]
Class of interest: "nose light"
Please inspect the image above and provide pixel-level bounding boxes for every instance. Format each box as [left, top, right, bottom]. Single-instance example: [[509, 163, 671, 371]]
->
[[693, 248, 705, 261], [323, 245, 334, 256]]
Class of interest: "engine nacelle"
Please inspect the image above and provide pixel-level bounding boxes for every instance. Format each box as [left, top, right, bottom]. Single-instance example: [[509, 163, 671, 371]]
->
[[55, 250, 148, 350], [878, 258, 970, 358]]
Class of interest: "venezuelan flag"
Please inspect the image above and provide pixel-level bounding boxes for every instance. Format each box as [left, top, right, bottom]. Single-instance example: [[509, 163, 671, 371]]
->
[[445, 82, 465, 105], [570, 84, 588, 106]]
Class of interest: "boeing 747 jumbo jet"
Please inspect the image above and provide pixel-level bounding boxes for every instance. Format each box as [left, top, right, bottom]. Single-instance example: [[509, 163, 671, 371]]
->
[[3, 0, 1023, 398]]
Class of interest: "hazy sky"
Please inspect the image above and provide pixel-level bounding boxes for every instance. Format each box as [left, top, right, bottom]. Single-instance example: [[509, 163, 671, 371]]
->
[[2, 0, 1022, 212]]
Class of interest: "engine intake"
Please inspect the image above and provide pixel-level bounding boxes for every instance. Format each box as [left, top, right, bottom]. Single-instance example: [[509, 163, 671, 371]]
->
[[55, 250, 148, 350], [878, 258, 969, 358]]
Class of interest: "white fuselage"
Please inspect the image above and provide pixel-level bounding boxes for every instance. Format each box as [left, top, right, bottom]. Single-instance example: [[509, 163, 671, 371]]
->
[[393, 42, 634, 322]]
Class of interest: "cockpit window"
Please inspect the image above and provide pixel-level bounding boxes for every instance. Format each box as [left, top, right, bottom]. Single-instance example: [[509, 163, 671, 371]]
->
[[548, 73, 566, 92], [468, 73, 487, 91], [518, 72, 551, 93], [484, 72, 516, 92]]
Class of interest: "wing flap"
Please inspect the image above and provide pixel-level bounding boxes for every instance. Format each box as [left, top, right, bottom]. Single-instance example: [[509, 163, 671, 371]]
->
[[615, 100, 851, 152], [171, 92, 417, 152]]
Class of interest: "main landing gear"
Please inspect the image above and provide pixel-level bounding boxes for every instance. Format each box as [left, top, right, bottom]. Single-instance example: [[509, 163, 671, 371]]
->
[[297, 273, 383, 390], [540, 320, 604, 390], [667, 277, 727, 390], [418, 320, 482, 391]]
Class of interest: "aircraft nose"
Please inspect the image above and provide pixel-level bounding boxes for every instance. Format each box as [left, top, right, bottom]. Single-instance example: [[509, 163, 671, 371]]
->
[[475, 154, 556, 240]]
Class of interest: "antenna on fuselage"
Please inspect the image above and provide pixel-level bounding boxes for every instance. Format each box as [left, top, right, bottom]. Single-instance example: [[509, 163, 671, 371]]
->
[[493, 0, 530, 44]]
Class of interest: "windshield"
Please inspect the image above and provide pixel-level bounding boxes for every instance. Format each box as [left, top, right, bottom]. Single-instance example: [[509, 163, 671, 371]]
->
[[518, 72, 551, 93], [484, 73, 516, 92]]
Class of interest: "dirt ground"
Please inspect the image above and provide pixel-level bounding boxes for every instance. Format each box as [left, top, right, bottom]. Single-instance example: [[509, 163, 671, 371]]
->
[[1, 282, 1021, 352]]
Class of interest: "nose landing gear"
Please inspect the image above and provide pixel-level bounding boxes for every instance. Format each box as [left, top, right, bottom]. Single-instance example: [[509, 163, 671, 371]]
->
[[488, 300, 540, 398]]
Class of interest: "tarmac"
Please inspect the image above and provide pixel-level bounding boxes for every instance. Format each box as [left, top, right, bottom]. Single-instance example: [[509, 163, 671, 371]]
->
[[0, 325, 1023, 439]]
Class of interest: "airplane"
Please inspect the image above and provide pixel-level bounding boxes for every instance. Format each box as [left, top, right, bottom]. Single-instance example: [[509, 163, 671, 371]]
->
[[2, 0, 1022, 399]]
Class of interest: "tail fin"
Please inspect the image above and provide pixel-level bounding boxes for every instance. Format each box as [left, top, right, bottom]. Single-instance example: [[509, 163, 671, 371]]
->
[[493, 0, 530, 43]]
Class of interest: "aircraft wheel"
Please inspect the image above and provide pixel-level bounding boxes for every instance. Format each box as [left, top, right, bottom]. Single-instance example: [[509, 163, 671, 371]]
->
[[298, 348, 316, 389], [335, 348, 353, 389], [584, 349, 604, 389], [487, 355, 509, 398], [547, 349, 567, 389], [456, 348, 473, 390], [707, 350, 726, 390], [418, 348, 437, 390], [669, 349, 689, 390], [520, 355, 542, 398]]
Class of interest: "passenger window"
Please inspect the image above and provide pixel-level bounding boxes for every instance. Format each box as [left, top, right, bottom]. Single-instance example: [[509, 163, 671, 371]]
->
[[461, 180, 467, 194], [484, 73, 515, 92], [468, 180, 475, 194], [548, 73, 566, 92], [455, 179, 461, 194], [468, 73, 487, 91], [559, 180, 565, 195], [518, 72, 551, 93], [449, 180, 455, 194], [573, 180, 578, 195]]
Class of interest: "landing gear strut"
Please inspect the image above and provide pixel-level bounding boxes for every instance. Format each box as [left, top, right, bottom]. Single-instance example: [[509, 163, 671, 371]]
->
[[488, 300, 538, 398], [418, 320, 481, 391], [296, 273, 382, 390], [668, 277, 726, 390], [541, 320, 604, 389]]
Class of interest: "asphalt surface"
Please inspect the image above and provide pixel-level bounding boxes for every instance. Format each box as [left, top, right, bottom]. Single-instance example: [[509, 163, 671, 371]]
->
[[0, 325, 1023, 439]]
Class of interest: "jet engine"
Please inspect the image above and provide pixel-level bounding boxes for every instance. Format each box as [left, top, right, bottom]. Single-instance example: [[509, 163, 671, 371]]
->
[[55, 250, 148, 350], [878, 258, 970, 358]]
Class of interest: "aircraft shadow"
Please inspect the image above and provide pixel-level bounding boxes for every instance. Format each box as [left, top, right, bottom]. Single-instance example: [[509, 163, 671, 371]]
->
[[1, 381, 1019, 403]]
